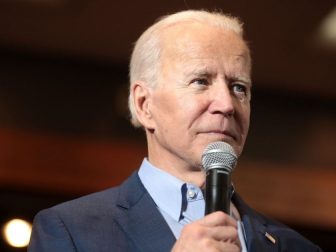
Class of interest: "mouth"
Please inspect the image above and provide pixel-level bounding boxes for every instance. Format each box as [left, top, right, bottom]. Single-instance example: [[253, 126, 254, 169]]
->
[[198, 130, 237, 142]]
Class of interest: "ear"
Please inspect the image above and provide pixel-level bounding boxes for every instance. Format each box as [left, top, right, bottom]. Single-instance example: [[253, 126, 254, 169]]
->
[[131, 81, 155, 130]]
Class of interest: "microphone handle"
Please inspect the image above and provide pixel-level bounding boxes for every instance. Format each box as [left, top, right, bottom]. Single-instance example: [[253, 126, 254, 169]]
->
[[205, 169, 231, 215]]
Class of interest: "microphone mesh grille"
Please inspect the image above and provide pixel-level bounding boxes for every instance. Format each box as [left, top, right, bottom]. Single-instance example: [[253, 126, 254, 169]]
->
[[202, 141, 237, 174]]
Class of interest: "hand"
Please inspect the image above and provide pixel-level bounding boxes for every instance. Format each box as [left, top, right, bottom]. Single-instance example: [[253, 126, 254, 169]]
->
[[171, 211, 241, 252]]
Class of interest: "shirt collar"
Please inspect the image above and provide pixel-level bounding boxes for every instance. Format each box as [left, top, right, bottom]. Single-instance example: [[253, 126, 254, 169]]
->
[[138, 158, 187, 222]]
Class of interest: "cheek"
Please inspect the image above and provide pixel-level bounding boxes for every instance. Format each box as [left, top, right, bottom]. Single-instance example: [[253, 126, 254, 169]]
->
[[151, 87, 209, 132], [240, 107, 250, 144], [152, 90, 175, 115], [151, 92, 185, 130], [243, 106, 250, 131], [182, 96, 210, 127], [236, 102, 250, 135]]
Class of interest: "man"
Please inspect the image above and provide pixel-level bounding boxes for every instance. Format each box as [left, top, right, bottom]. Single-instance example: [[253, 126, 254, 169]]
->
[[28, 10, 322, 252]]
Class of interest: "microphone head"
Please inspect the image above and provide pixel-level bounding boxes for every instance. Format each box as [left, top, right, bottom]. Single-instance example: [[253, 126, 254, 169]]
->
[[202, 141, 237, 174]]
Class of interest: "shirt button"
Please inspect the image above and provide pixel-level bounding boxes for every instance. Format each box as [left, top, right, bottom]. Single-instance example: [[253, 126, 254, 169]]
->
[[187, 188, 197, 199]]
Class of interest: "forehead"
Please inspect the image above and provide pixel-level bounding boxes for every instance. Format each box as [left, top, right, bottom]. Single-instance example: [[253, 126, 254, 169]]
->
[[159, 22, 251, 72]]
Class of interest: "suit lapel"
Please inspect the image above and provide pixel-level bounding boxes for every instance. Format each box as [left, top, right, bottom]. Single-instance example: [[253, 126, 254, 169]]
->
[[114, 172, 176, 252], [114, 173, 282, 252], [241, 214, 279, 252], [233, 193, 280, 252]]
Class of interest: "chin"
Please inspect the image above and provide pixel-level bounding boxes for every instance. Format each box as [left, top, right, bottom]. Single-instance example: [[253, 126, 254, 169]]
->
[[201, 132, 235, 142]]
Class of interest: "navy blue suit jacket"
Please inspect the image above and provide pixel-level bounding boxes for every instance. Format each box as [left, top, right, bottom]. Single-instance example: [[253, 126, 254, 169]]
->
[[28, 171, 322, 252]]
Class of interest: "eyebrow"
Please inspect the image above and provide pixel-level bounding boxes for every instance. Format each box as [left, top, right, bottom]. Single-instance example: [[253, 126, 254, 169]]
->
[[182, 62, 252, 85], [184, 64, 215, 78], [234, 76, 252, 86], [227, 70, 252, 85]]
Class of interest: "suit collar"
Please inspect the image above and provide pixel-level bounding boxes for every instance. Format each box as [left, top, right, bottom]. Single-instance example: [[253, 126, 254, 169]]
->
[[115, 171, 176, 252], [233, 193, 279, 252]]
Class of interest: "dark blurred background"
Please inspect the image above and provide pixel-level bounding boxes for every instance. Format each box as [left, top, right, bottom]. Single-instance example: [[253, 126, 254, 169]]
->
[[0, 0, 335, 251]]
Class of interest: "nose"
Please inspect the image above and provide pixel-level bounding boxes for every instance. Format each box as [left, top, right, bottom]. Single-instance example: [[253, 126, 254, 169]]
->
[[208, 83, 235, 117]]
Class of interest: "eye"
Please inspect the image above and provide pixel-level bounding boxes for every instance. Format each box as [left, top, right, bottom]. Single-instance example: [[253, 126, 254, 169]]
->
[[232, 83, 247, 94], [191, 78, 209, 86], [231, 82, 251, 100]]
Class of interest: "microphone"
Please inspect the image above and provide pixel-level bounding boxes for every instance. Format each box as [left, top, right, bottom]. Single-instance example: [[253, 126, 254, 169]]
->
[[202, 141, 237, 214]]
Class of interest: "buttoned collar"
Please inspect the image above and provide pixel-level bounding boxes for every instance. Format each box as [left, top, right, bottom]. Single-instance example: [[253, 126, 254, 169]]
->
[[138, 158, 204, 222]]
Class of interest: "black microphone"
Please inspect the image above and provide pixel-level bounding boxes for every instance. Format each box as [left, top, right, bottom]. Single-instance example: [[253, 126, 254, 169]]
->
[[202, 141, 237, 214]]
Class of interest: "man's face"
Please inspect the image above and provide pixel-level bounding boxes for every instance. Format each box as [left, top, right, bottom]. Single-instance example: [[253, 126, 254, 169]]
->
[[146, 23, 251, 172]]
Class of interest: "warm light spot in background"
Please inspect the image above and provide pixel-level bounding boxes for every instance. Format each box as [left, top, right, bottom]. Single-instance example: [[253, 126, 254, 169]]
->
[[2, 218, 32, 248], [318, 5, 336, 48]]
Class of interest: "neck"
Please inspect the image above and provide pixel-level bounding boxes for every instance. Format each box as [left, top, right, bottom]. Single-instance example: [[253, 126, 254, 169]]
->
[[148, 156, 206, 187], [147, 143, 205, 188]]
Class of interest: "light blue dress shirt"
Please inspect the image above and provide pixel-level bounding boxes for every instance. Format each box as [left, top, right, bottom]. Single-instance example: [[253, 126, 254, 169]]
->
[[138, 158, 247, 251]]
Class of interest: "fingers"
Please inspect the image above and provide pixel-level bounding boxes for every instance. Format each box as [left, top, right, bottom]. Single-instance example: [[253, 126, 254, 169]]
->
[[207, 225, 239, 242], [199, 211, 237, 229], [172, 211, 241, 252], [173, 237, 240, 252]]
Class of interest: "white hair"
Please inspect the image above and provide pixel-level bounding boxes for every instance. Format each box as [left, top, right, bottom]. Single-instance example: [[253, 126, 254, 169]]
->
[[128, 9, 247, 127]]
